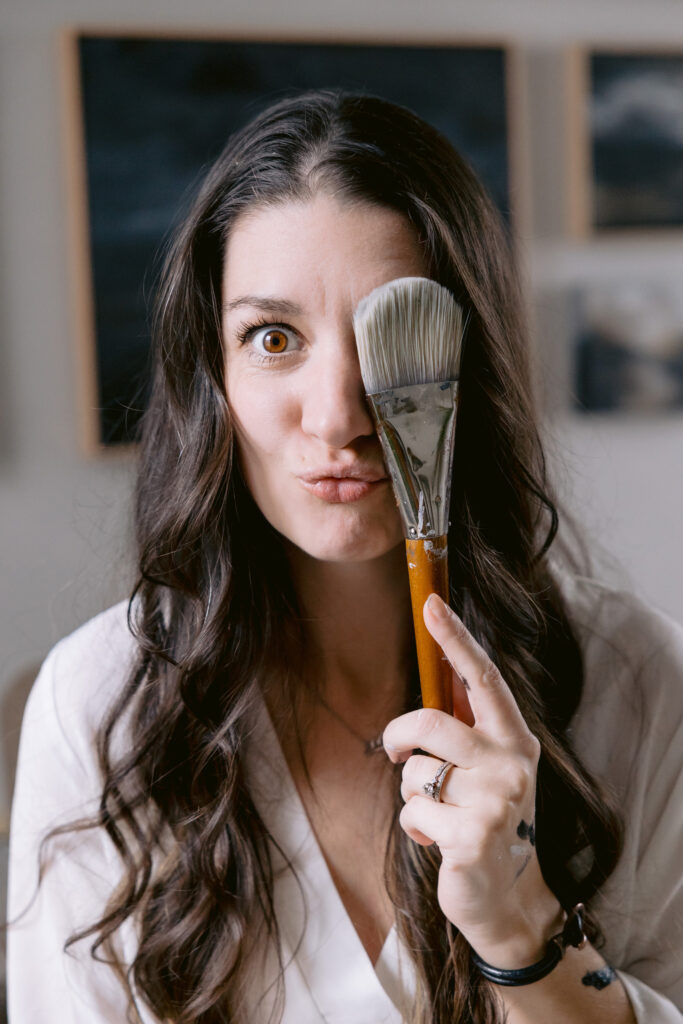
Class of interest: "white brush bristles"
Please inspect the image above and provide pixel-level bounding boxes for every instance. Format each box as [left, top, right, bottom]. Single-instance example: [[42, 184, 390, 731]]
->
[[353, 277, 464, 393]]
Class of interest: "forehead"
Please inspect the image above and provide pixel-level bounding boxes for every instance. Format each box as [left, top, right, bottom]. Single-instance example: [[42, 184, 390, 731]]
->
[[221, 194, 427, 309]]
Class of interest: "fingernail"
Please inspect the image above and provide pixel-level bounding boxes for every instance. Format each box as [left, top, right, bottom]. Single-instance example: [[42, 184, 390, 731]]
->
[[425, 593, 449, 620], [383, 742, 411, 764]]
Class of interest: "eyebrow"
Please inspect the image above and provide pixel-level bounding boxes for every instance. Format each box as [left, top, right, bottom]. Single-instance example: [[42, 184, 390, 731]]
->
[[223, 295, 305, 316]]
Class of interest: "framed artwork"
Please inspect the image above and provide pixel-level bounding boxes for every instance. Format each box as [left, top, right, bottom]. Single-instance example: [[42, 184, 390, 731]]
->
[[567, 48, 683, 236], [61, 31, 522, 448], [570, 280, 683, 413]]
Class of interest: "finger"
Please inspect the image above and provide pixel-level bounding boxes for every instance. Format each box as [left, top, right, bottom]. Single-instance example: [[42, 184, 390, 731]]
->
[[400, 790, 536, 864], [401, 752, 535, 812], [399, 794, 469, 851], [384, 707, 490, 766], [423, 595, 530, 743], [401, 754, 468, 806], [399, 817, 435, 847]]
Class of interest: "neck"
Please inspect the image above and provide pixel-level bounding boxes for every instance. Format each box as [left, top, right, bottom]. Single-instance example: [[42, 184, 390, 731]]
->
[[286, 542, 414, 719]]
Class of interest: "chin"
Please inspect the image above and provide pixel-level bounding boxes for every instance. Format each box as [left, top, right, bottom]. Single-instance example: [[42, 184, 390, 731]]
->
[[292, 523, 404, 564]]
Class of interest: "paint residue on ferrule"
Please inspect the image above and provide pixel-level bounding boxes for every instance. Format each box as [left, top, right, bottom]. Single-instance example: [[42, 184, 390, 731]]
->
[[367, 379, 459, 540], [417, 492, 426, 535]]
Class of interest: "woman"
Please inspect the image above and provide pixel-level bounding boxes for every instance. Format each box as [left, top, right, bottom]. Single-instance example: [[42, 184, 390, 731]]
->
[[8, 91, 683, 1023]]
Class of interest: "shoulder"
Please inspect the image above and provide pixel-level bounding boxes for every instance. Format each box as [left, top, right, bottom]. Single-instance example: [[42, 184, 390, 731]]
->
[[555, 569, 683, 793], [559, 570, 682, 661], [8, 603, 145, 1015], [21, 600, 138, 777], [557, 569, 683, 694], [554, 579, 683, 1002]]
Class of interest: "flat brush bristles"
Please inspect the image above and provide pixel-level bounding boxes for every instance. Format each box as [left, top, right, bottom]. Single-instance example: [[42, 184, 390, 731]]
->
[[353, 276, 464, 393]]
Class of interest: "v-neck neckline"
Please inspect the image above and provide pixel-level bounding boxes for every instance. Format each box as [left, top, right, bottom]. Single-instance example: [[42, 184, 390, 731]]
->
[[245, 695, 414, 1022]]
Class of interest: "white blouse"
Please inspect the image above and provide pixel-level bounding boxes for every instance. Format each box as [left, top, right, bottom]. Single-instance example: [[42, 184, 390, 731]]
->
[[7, 574, 683, 1022]]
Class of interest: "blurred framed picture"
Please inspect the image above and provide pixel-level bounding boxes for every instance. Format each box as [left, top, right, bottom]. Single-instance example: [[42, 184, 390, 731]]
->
[[567, 48, 683, 236], [571, 280, 683, 413], [62, 31, 523, 449]]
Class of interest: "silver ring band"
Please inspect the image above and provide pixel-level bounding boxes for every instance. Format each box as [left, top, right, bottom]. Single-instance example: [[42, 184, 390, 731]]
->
[[422, 760, 455, 802]]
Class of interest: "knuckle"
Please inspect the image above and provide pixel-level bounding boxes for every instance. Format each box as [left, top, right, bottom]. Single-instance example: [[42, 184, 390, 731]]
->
[[403, 793, 419, 815], [460, 732, 479, 763], [414, 753, 435, 779], [526, 731, 542, 763], [486, 798, 510, 833], [504, 764, 531, 804], [400, 755, 429, 801], [450, 616, 470, 644], [416, 708, 443, 740], [399, 795, 421, 828], [401, 754, 419, 785], [481, 663, 503, 689], [400, 759, 419, 801]]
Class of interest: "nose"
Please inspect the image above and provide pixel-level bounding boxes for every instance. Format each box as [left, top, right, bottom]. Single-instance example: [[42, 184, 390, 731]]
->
[[300, 333, 375, 449]]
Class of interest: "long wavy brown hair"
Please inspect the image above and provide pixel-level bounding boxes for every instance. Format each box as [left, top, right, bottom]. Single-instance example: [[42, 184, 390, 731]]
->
[[57, 90, 623, 1022]]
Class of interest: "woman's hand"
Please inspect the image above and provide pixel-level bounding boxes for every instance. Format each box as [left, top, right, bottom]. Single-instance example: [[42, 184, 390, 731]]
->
[[383, 593, 563, 968]]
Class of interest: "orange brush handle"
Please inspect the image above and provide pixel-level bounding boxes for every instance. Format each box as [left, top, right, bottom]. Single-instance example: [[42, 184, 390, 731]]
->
[[405, 536, 453, 716]]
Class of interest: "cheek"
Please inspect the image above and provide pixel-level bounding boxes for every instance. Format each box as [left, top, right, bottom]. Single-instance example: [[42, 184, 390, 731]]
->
[[227, 374, 297, 471]]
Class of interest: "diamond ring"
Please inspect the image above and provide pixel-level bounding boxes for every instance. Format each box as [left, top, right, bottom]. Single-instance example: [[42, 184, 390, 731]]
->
[[422, 760, 455, 802]]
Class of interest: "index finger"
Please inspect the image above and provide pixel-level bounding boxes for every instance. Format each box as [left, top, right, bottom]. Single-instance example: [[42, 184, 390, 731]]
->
[[423, 594, 530, 743], [383, 707, 485, 767]]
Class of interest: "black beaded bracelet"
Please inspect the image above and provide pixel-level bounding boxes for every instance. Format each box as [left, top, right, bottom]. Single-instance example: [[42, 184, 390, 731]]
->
[[471, 904, 587, 987]]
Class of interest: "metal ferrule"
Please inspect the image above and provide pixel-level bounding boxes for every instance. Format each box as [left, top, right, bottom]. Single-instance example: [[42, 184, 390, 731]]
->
[[367, 380, 458, 540]]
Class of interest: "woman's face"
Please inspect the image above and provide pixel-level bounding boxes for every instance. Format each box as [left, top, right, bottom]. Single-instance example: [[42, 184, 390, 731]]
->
[[222, 193, 428, 563]]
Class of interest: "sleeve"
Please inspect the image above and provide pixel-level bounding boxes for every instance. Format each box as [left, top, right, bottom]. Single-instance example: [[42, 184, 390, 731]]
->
[[615, 627, 683, 1023], [618, 978, 683, 1024], [6, 634, 149, 1023], [571, 587, 683, 1023]]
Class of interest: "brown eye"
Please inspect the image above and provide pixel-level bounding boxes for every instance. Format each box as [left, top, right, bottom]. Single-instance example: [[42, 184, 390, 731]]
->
[[250, 324, 300, 358], [263, 329, 288, 353]]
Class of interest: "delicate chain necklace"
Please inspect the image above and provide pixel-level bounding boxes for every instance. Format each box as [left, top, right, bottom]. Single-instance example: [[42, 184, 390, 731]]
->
[[318, 696, 385, 756]]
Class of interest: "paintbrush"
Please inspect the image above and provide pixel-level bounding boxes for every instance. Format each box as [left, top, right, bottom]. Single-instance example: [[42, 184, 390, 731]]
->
[[353, 277, 465, 716]]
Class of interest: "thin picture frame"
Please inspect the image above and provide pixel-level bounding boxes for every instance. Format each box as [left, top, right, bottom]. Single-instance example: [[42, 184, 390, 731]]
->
[[566, 45, 683, 238]]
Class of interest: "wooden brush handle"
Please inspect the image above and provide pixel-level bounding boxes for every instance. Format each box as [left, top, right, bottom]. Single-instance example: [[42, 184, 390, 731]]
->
[[405, 536, 454, 716]]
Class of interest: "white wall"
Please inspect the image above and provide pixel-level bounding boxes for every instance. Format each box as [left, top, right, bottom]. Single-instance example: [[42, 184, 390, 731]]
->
[[1, 0, 683, 821]]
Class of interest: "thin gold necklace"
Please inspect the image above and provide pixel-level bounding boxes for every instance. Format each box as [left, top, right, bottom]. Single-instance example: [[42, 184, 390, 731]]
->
[[318, 696, 385, 755]]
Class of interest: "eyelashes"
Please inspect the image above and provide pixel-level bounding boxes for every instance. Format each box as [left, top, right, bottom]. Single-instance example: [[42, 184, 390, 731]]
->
[[236, 317, 302, 360]]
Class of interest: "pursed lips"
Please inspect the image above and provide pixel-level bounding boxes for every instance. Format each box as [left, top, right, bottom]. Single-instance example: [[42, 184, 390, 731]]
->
[[297, 466, 389, 503]]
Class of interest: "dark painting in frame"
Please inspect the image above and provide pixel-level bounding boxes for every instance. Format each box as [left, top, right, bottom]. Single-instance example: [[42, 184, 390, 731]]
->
[[62, 32, 520, 448], [567, 48, 683, 236], [571, 280, 683, 413]]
